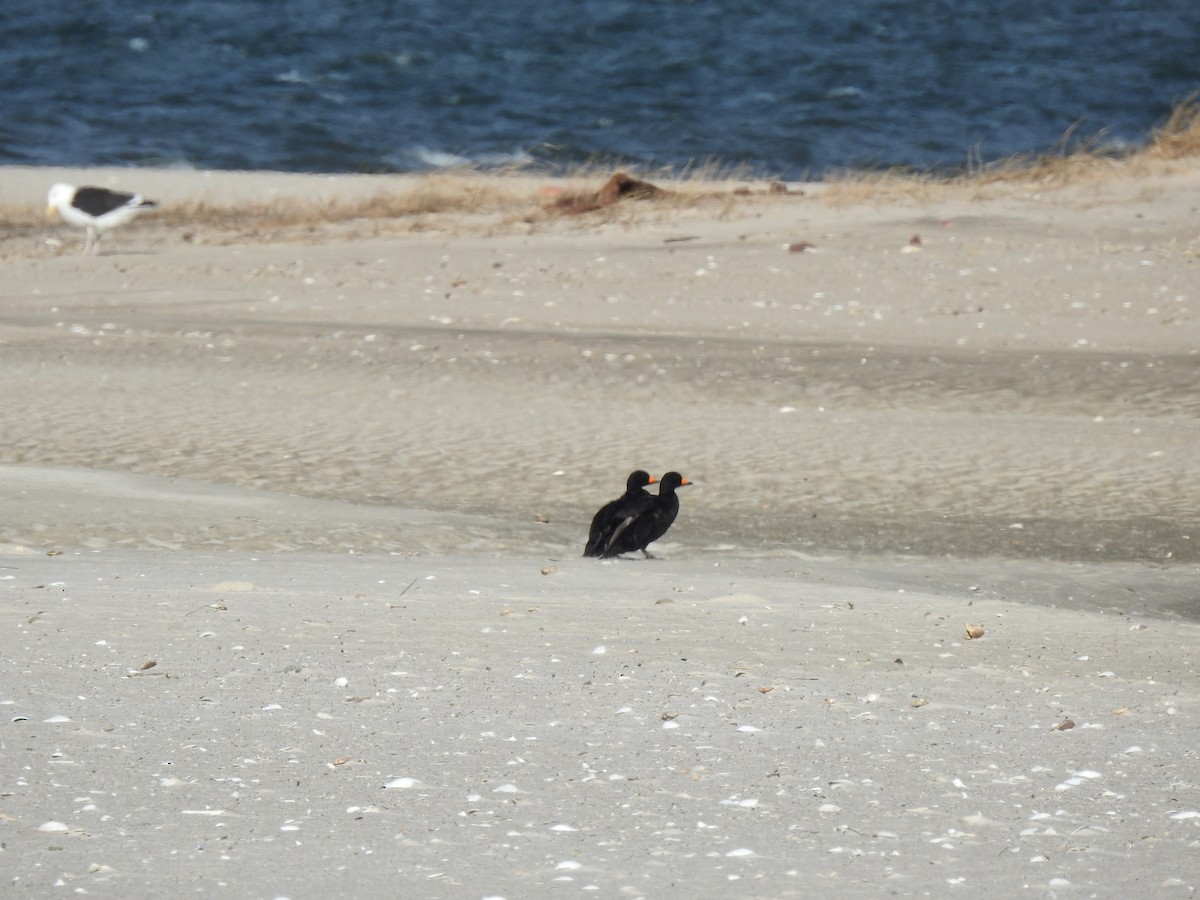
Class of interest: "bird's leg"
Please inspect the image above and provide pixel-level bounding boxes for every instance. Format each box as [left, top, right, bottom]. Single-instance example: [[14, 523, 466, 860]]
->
[[83, 227, 97, 256], [641, 549, 657, 560]]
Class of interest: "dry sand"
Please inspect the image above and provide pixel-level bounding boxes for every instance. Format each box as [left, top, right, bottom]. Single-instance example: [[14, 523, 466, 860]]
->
[[1, 164, 1198, 897]]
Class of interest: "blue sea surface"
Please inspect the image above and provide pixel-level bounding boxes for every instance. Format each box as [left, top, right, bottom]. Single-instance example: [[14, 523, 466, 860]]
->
[[4, 1, 1198, 176]]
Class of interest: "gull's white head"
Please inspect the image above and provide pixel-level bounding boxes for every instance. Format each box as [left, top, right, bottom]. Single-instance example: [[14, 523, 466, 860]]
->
[[47, 183, 75, 217]]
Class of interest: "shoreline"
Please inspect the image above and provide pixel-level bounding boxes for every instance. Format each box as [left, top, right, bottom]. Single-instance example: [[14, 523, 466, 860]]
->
[[3, 461, 1197, 623]]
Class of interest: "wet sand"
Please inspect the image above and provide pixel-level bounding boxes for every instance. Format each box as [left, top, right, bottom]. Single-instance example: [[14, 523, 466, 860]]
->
[[1, 165, 1198, 896]]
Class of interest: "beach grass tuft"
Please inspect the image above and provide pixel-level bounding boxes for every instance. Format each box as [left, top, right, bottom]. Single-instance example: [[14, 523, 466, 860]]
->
[[1143, 93, 1200, 159]]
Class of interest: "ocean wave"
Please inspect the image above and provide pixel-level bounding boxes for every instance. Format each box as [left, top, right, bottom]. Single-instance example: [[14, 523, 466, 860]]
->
[[3, 1, 1198, 174], [392, 145, 535, 171]]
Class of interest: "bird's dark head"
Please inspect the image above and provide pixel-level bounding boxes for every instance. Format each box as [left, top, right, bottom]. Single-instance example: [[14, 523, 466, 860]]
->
[[628, 470, 656, 489]]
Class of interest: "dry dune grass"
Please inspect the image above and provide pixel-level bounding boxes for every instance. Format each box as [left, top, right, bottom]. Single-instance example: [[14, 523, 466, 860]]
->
[[157, 165, 766, 241], [167, 95, 1200, 227], [163, 172, 537, 229], [5, 99, 1200, 239], [817, 148, 1125, 207], [1143, 93, 1200, 159]]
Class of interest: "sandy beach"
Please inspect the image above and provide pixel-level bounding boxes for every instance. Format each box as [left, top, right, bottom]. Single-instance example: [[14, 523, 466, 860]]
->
[[2, 164, 1198, 897]]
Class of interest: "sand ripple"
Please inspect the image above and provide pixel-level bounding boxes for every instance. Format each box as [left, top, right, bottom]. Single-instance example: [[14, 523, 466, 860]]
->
[[3, 321, 1196, 562]]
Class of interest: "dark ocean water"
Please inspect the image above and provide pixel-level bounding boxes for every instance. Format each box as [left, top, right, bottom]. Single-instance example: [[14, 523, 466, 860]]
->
[[4, 1, 1199, 177]]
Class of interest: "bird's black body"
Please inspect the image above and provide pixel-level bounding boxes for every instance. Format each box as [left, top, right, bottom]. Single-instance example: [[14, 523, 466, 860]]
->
[[72, 187, 157, 218], [583, 470, 656, 558], [597, 471, 691, 559]]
